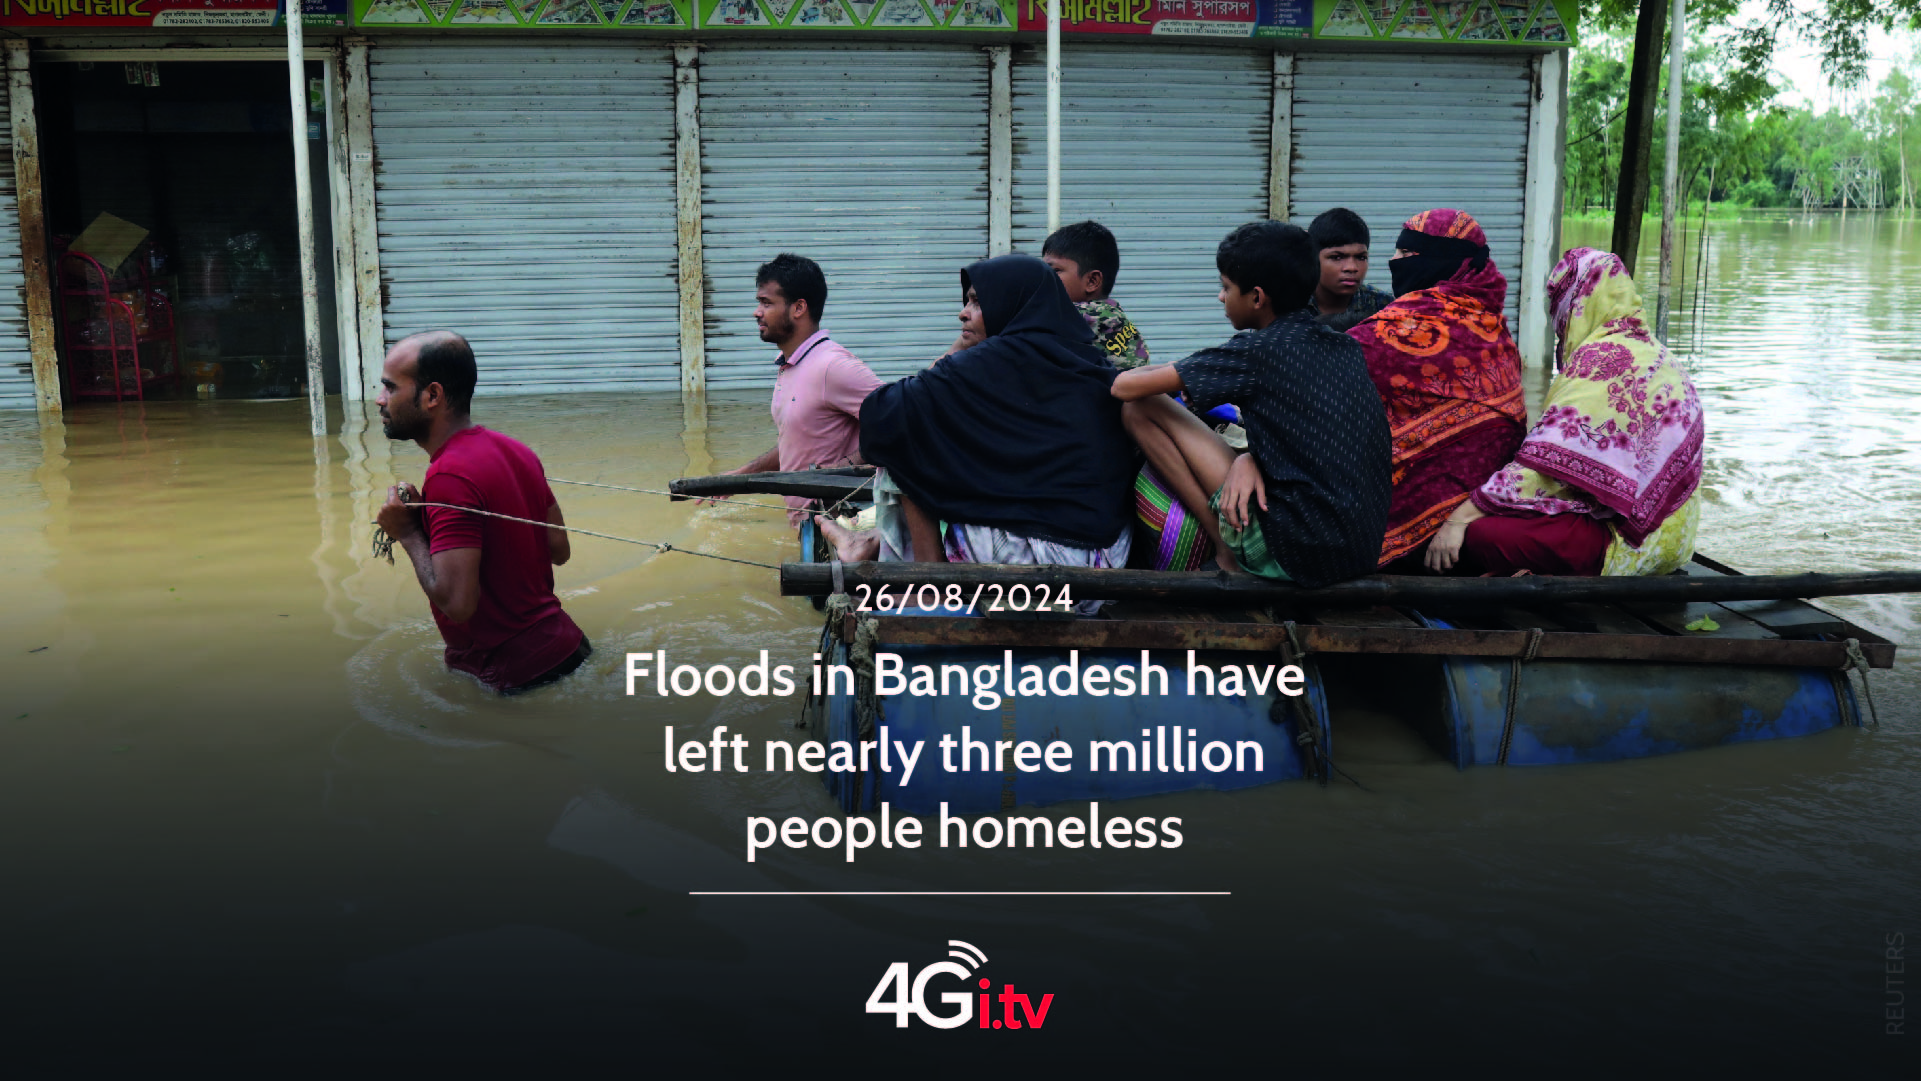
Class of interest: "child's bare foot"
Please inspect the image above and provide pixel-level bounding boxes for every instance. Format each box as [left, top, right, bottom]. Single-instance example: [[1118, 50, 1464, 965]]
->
[[814, 514, 880, 562]]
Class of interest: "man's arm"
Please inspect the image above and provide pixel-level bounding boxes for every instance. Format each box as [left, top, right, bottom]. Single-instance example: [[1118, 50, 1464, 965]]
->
[[377, 487, 481, 623], [731, 447, 781, 475], [546, 502, 571, 566], [1111, 363, 1184, 402]]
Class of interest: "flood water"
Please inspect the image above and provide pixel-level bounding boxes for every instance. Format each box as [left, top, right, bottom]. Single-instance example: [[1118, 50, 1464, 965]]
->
[[1, 217, 1915, 1070]]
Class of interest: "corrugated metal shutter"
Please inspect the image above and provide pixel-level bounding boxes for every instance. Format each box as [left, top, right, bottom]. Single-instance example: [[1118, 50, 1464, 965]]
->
[[699, 43, 990, 389], [369, 42, 679, 395], [1011, 45, 1271, 366], [0, 70, 34, 411], [1291, 53, 1532, 322]]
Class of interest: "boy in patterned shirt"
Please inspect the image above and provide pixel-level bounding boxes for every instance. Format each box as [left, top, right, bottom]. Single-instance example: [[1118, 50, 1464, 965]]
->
[[1041, 220, 1151, 369]]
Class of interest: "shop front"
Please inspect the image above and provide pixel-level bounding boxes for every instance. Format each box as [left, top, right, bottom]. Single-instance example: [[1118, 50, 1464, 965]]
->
[[2, 0, 1575, 425]]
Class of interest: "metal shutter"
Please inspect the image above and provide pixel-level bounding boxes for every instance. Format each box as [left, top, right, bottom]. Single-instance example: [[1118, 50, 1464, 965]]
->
[[369, 42, 679, 395], [0, 69, 33, 411], [1291, 53, 1532, 321], [698, 43, 990, 389], [1011, 44, 1271, 366]]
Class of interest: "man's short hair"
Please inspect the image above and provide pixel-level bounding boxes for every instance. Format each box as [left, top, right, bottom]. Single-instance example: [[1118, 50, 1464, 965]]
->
[[756, 253, 828, 321], [1041, 220, 1121, 298], [1309, 207, 1371, 252], [405, 331, 477, 414], [1217, 221, 1317, 313]]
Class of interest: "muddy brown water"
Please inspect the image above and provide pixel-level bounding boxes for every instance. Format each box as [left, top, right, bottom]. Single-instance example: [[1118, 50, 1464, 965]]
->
[[1, 218, 1915, 1070]]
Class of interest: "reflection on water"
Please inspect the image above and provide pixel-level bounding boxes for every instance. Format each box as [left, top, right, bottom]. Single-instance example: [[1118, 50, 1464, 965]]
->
[[0, 218, 1915, 1064]]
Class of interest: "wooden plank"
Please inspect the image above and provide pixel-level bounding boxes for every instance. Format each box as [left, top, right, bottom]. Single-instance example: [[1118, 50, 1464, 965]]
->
[[1497, 607, 1567, 632], [1717, 598, 1853, 638], [1312, 606, 1420, 629], [1622, 600, 1779, 640], [864, 617, 1896, 669], [1546, 603, 1660, 635]]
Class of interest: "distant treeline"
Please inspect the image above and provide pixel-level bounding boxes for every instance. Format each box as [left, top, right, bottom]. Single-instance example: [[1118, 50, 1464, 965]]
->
[[1566, 32, 1921, 212]]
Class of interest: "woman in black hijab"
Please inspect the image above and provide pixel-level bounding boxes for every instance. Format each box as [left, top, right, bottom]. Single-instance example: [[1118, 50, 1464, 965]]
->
[[859, 254, 1137, 566]]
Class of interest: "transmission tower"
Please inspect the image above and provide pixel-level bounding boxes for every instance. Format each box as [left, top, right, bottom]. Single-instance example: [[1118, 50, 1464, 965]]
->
[[1833, 155, 1884, 208]]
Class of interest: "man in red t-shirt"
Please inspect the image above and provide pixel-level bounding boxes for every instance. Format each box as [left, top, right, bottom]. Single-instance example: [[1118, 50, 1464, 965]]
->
[[374, 331, 589, 695]]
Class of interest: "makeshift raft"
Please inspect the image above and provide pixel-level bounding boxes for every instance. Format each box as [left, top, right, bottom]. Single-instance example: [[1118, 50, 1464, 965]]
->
[[778, 555, 1901, 816], [669, 466, 1904, 812]]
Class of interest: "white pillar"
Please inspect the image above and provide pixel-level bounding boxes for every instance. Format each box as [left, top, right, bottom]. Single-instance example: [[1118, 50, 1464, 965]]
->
[[674, 44, 706, 401], [5, 40, 58, 417], [286, 6, 325, 435], [1518, 49, 1568, 368], [1046, 0, 1061, 233], [1267, 52, 1293, 222], [343, 39, 383, 403], [987, 45, 1012, 256]]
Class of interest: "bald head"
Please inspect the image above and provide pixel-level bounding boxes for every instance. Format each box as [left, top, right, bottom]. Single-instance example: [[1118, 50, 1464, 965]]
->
[[394, 330, 477, 415]]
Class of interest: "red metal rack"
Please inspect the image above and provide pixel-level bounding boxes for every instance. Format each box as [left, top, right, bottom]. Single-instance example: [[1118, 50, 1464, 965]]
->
[[57, 250, 179, 402]]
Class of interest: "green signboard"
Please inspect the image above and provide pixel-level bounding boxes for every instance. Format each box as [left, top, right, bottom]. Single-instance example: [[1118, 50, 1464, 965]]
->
[[700, 0, 1010, 29], [355, 0, 693, 27], [1313, 0, 1574, 45], [352, 0, 1574, 38]]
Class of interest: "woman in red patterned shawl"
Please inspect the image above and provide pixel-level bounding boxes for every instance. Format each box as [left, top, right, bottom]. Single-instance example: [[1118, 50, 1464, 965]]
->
[[1348, 208, 1527, 569]]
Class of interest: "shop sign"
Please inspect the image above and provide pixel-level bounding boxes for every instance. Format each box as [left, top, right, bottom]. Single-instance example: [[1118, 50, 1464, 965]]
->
[[1312, 0, 1575, 45], [356, 0, 694, 25], [281, 0, 352, 26], [1015, 0, 1311, 40], [0, 0, 350, 27], [697, 0, 1009, 29], [0, 0, 276, 26]]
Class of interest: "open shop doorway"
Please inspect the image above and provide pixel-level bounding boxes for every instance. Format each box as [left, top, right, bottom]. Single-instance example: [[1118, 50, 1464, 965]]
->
[[39, 58, 340, 405]]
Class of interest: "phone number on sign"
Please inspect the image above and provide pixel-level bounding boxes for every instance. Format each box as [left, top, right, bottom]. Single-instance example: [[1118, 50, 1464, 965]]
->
[[851, 583, 1075, 615]]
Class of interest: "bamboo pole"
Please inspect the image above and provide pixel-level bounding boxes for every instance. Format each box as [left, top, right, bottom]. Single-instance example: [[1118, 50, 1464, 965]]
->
[[1611, 0, 1669, 274], [1654, 0, 1684, 341], [778, 562, 1921, 609]]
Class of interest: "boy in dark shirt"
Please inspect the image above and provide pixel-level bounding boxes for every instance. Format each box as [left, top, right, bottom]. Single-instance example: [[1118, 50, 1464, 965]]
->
[[1309, 207, 1394, 333], [1110, 221, 1390, 585]]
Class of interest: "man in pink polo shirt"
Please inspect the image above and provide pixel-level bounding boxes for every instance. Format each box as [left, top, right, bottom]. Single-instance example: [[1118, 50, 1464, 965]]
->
[[719, 253, 883, 528]]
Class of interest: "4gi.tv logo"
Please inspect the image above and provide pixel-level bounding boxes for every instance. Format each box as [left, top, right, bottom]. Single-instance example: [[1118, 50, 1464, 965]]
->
[[866, 940, 1054, 1030]]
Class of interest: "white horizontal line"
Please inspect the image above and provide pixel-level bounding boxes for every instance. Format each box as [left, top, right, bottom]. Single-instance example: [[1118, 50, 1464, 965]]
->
[[688, 891, 1231, 896]]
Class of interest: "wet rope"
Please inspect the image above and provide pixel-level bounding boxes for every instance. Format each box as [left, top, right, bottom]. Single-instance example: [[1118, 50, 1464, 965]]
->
[[1497, 628, 1546, 766], [1276, 621, 1368, 791], [370, 501, 779, 570], [1843, 638, 1881, 729]]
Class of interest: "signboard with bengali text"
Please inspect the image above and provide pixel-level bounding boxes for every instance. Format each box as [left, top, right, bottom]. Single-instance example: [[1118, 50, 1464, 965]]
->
[[0, 0, 349, 27], [1312, 0, 1575, 46], [0, 0, 1573, 42]]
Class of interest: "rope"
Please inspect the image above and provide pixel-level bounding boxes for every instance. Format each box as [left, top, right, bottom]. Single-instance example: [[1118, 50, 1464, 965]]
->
[[1497, 628, 1545, 766], [1275, 621, 1368, 791], [545, 477, 794, 513], [820, 472, 876, 520], [370, 501, 779, 571], [1843, 638, 1881, 729]]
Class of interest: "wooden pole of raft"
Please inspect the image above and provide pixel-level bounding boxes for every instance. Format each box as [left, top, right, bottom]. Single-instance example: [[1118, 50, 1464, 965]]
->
[[669, 469, 874, 502], [778, 562, 1921, 608]]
